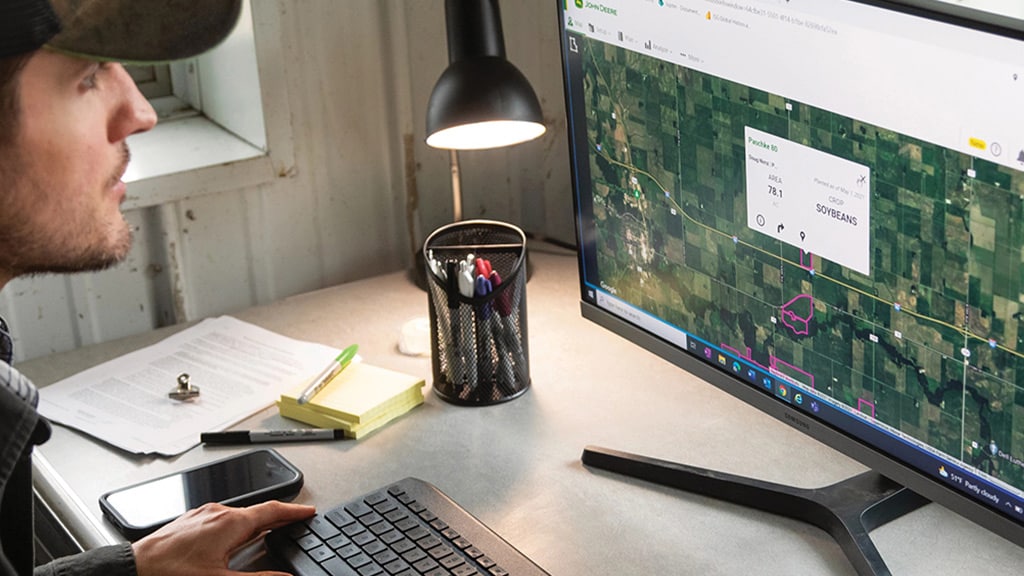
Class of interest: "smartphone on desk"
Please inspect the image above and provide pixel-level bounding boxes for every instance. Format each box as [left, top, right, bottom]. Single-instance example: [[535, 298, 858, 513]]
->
[[99, 448, 303, 540]]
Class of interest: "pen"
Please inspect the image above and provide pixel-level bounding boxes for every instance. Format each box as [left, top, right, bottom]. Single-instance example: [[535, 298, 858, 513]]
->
[[297, 344, 359, 404], [446, 260, 461, 384], [201, 428, 346, 444], [457, 261, 478, 390]]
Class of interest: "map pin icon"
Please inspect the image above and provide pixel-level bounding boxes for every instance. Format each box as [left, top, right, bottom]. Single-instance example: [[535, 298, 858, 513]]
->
[[800, 231, 806, 241]]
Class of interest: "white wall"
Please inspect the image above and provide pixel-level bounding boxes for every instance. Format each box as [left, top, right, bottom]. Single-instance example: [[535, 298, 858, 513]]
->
[[0, 0, 572, 362]]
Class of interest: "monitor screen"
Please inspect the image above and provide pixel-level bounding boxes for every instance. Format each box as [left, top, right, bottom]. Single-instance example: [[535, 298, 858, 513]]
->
[[559, 0, 1024, 567]]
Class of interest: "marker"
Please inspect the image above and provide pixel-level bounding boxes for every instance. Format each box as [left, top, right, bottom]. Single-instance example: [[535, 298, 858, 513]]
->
[[297, 344, 359, 405], [201, 429, 346, 444]]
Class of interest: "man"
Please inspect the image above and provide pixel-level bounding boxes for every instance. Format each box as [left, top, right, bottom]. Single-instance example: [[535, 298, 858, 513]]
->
[[0, 1, 316, 575]]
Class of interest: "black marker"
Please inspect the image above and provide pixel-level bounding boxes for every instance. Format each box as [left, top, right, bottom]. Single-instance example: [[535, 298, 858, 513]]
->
[[201, 429, 346, 445]]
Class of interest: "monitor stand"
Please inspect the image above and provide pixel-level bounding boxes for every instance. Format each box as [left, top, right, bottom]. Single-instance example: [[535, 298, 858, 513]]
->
[[582, 445, 930, 576]]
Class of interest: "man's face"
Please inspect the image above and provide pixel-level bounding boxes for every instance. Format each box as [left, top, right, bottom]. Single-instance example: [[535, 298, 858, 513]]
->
[[0, 49, 157, 283]]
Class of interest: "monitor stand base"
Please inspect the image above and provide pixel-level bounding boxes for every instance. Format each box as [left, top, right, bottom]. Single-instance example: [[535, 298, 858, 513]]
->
[[581, 445, 929, 576]]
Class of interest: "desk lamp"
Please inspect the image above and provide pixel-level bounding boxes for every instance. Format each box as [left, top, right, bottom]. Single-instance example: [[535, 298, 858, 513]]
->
[[415, 0, 545, 289], [425, 0, 545, 221]]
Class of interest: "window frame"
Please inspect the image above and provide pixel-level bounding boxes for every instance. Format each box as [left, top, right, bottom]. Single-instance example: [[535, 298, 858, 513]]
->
[[122, 0, 295, 210]]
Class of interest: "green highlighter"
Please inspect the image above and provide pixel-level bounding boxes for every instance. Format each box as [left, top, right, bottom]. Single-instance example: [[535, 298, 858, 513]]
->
[[297, 344, 359, 405]]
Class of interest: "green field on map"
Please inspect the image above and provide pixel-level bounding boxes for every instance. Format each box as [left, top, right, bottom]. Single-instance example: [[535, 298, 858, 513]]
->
[[580, 36, 1024, 489]]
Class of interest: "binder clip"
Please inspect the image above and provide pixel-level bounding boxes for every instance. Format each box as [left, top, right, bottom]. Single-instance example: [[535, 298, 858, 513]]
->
[[168, 372, 200, 401]]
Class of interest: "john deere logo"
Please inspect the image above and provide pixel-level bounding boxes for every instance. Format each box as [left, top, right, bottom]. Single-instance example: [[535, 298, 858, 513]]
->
[[575, 0, 583, 7]]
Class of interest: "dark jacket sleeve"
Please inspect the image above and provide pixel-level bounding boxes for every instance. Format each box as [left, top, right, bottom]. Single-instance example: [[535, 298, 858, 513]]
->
[[33, 544, 137, 576]]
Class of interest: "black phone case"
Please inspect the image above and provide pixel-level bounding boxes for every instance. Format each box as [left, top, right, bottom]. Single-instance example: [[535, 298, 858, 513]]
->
[[98, 448, 304, 540]]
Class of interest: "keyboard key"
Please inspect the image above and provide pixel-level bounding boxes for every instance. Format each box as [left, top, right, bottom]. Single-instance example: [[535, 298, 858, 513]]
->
[[407, 527, 430, 541], [394, 518, 418, 532], [408, 502, 426, 514], [358, 563, 383, 576], [373, 500, 398, 515], [365, 492, 388, 506], [417, 536, 441, 551], [351, 532, 375, 547], [326, 535, 352, 550], [308, 517, 342, 540], [347, 552, 372, 568], [321, 557, 358, 576], [345, 501, 373, 517], [428, 544, 454, 560], [391, 538, 416, 554], [359, 513, 384, 527], [412, 558, 439, 573], [337, 544, 360, 559], [488, 567, 509, 576], [439, 554, 464, 570], [372, 549, 397, 565], [386, 485, 405, 497], [296, 534, 322, 551], [342, 523, 366, 537], [363, 540, 387, 557], [423, 569, 448, 576], [440, 528, 459, 540], [379, 530, 403, 545], [477, 556, 496, 568], [383, 509, 407, 523], [452, 537, 472, 549], [452, 565, 483, 576], [464, 547, 483, 559], [400, 548, 426, 564], [308, 546, 336, 563], [327, 509, 357, 529], [382, 558, 410, 575]]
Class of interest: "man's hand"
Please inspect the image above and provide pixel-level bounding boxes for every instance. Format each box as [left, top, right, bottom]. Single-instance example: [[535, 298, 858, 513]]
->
[[131, 500, 316, 576]]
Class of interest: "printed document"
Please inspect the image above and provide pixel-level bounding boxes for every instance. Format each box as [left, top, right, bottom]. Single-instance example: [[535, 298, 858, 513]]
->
[[39, 316, 339, 456]]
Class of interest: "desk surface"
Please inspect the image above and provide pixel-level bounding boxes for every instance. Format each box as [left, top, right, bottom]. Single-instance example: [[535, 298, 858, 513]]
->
[[23, 248, 1024, 575]]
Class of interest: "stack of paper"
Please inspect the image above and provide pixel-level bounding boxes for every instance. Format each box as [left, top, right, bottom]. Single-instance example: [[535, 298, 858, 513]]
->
[[39, 316, 343, 456], [277, 362, 425, 438]]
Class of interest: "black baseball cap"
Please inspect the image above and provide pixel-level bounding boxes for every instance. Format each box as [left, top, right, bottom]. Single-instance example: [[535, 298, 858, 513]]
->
[[0, 0, 242, 63]]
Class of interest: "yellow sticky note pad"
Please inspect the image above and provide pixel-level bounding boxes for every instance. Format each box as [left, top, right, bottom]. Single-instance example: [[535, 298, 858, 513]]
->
[[279, 362, 425, 424], [278, 393, 424, 439]]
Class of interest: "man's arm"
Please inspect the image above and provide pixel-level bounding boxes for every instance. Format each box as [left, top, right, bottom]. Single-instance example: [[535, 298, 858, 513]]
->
[[33, 544, 136, 576]]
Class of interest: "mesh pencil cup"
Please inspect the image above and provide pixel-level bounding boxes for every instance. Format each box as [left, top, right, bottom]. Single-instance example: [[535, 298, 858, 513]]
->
[[424, 220, 530, 405]]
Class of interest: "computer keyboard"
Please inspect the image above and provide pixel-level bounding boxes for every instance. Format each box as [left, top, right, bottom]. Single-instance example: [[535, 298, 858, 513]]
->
[[265, 477, 549, 576]]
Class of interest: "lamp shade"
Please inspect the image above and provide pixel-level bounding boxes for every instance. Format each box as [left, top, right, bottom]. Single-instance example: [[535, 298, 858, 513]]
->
[[425, 0, 546, 150]]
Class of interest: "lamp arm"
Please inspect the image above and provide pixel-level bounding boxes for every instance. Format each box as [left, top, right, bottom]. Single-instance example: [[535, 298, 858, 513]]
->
[[450, 149, 463, 222]]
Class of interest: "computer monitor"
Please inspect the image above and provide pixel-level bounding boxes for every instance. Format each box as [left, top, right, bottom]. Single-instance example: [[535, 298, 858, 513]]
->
[[558, 1, 1024, 573]]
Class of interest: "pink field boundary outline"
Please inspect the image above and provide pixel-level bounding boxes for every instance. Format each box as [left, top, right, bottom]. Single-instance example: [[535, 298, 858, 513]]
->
[[780, 293, 813, 336], [799, 249, 814, 270], [721, 344, 769, 371], [770, 356, 816, 389]]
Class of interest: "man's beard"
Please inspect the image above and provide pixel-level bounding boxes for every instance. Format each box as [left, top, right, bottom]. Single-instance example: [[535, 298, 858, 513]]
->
[[0, 217, 134, 278], [15, 223, 134, 277], [0, 143, 134, 278]]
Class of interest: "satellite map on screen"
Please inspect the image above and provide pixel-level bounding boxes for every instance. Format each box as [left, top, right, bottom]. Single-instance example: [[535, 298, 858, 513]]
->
[[579, 36, 1024, 492]]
